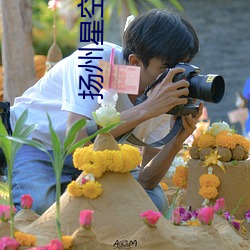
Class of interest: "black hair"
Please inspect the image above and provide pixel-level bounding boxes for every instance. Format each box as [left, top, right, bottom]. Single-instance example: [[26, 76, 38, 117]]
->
[[122, 9, 199, 68]]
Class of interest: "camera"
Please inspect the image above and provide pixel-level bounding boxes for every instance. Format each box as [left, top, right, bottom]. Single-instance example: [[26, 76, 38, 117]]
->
[[134, 63, 225, 116]]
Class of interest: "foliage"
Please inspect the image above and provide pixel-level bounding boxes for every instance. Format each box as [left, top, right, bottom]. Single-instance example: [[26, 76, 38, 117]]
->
[[32, 1, 79, 57], [7, 111, 120, 240], [0, 109, 38, 238]]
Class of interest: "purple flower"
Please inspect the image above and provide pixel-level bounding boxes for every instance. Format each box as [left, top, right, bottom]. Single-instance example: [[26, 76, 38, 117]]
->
[[231, 220, 241, 230], [245, 210, 250, 223]]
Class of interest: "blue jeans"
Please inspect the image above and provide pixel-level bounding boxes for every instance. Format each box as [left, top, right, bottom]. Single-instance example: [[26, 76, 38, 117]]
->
[[6, 145, 168, 215]]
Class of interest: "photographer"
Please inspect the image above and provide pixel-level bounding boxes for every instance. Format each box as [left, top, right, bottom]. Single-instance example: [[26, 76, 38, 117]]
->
[[8, 9, 203, 215]]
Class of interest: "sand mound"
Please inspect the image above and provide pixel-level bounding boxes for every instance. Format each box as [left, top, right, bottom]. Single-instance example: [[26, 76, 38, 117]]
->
[[11, 171, 250, 250]]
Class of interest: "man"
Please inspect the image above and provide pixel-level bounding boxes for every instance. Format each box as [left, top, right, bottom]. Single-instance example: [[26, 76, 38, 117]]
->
[[8, 9, 202, 215]]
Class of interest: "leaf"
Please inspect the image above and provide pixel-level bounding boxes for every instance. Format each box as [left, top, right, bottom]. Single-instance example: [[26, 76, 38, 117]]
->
[[0, 119, 12, 163], [47, 113, 62, 174], [165, 188, 180, 220], [67, 122, 121, 155], [63, 118, 86, 151], [12, 109, 28, 137]]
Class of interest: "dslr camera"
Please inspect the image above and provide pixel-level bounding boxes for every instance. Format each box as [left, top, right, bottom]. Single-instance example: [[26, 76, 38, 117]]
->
[[135, 63, 225, 116]]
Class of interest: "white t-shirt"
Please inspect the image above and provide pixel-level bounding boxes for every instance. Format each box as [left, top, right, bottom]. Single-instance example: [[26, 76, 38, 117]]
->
[[10, 41, 170, 149]]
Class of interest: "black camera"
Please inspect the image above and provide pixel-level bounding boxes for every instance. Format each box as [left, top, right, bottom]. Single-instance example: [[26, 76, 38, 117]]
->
[[134, 63, 225, 116]]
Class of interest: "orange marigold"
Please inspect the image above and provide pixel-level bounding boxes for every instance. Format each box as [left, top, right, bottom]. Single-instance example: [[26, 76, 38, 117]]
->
[[197, 134, 215, 149], [199, 186, 218, 199], [215, 131, 237, 149], [233, 134, 250, 151], [199, 174, 220, 188], [172, 166, 188, 188]]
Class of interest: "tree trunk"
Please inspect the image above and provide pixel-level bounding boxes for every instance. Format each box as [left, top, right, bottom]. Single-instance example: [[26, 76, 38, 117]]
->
[[1, 0, 35, 104]]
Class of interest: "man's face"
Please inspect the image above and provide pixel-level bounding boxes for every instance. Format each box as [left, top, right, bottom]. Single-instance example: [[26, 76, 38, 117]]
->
[[139, 57, 167, 92]]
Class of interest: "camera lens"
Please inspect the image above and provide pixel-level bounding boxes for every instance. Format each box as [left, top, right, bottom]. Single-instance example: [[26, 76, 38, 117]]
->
[[189, 74, 225, 103]]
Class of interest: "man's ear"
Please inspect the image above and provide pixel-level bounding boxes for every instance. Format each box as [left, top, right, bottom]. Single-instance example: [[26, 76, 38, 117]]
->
[[128, 54, 141, 66]]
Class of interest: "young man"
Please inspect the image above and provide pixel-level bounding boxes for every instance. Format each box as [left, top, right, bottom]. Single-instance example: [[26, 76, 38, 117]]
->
[[8, 9, 202, 215]]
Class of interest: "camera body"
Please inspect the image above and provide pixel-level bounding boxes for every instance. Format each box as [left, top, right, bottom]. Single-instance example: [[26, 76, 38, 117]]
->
[[135, 63, 225, 116]]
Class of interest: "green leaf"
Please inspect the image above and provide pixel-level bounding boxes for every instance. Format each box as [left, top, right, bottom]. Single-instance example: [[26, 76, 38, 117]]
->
[[47, 114, 62, 174], [0, 119, 12, 163], [165, 188, 180, 220], [12, 109, 28, 137], [67, 121, 121, 155], [63, 118, 86, 152]]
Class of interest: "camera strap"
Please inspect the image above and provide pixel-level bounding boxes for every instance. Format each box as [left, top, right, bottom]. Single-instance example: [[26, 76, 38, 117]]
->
[[116, 116, 183, 147]]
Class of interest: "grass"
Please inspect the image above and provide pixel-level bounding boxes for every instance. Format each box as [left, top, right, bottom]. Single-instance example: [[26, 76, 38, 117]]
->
[[0, 180, 9, 205]]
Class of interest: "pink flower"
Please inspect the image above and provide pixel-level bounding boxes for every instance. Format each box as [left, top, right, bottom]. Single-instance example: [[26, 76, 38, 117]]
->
[[79, 210, 94, 229], [20, 194, 33, 209], [0, 236, 19, 249], [139, 210, 162, 227], [48, 0, 61, 11], [0, 205, 16, 221], [197, 207, 214, 225], [81, 177, 88, 185], [213, 197, 225, 215], [171, 208, 182, 225]]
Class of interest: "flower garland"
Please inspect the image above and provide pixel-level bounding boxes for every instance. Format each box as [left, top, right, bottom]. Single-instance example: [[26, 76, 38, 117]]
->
[[68, 140, 141, 199], [199, 167, 220, 206]]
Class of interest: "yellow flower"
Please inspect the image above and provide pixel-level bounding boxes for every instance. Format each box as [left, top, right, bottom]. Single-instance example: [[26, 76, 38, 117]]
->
[[204, 149, 225, 173], [197, 134, 215, 149], [233, 134, 250, 151], [199, 186, 218, 199], [62, 235, 73, 249], [82, 163, 105, 178], [160, 182, 168, 191], [82, 180, 102, 199], [185, 218, 201, 226], [199, 174, 220, 188], [14, 231, 36, 247], [172, 166, 188, 189], [67, 181, 84, 197], [215, 131, 237, 149]]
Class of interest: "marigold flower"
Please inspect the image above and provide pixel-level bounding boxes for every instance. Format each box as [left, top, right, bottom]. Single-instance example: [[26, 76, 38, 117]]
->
[[172, 166, 188, 189], [14, 231, 36, 247], [62, 236, 73, 249], [215, 131, 237, 149], [197, 134, 215, 149], [67, 181, 84, 197], [197, 206, 214, 225], [82, 180, 102, 199], [199, 186, 218, 200], [185, 218, 201, 226], [140, 210, 162, 227], [79, 210, 94, 229], [0, 236, 19, 249], [213, 197, 225, 215], [82, 163, 105, 178], [160, 182, 168, 191], [20, 194, 33, 209], [199, 174, 220, 188]]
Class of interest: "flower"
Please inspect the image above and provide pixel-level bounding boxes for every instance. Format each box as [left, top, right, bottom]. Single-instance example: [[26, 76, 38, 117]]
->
[[79, 210, 94, 229], [62, 236, 73, 249], [47, 239, 64, 250], [0, 236, 19, 249], [172, 166, 188, 189], [0, 205, 16, 221], [213, 197, 225, 215], [171, 208, 182, 225], [93, 106, 120, 127], [245, 210, 250, 223], [20, 194, 33, 209], [14, 231, 36, 247], [231, 220, 241, 230], [140, 210, 162, 227], [199, 174, 220, 188], [206, 121, 232, 136], [67, 181, 84, 197], [48, 0, 61, 11], [196, 134, 215, 148], [199, 186, 218, 200], [160, 182, 168, 191], [197, 207, 214, 225], [82, 180, 102, 199]]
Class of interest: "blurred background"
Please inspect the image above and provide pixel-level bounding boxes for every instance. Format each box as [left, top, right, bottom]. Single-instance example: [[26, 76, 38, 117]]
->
[[1, 0, 250, 134]]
